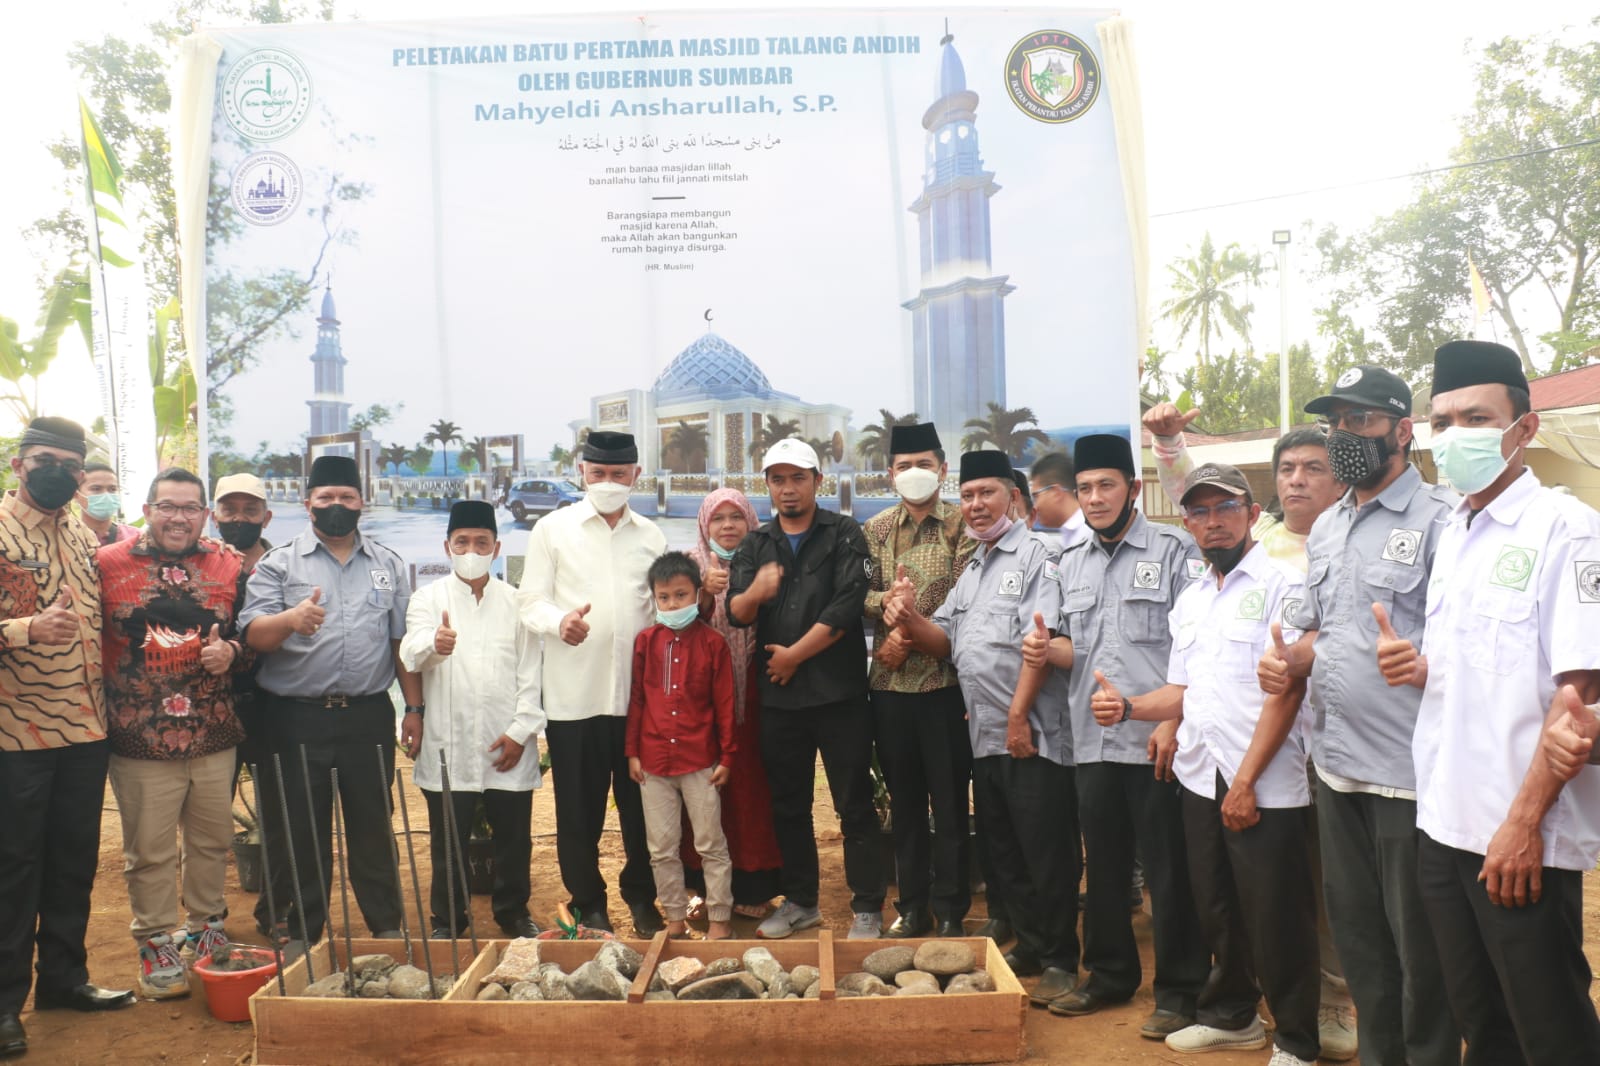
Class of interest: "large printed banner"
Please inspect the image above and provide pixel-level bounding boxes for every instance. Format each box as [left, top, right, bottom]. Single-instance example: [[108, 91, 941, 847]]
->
[[185, 9, 1143, 575]]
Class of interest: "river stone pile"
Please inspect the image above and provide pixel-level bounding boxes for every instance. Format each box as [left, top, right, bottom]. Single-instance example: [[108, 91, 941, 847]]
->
[[472, 940, 645, 1001], [298, 954, 456, 999], [838, 941, 990, 997]]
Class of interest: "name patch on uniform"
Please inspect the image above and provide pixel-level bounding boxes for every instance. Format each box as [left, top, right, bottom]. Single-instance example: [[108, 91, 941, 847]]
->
[[1133, 561, 1162, 590], [1489, 545, 1537, 592], [1184, 558, 1206, 581], [998, 571, 1023, 596], [1237, 589, 1266, 621], [1576, 561, 1600, 603], [17, 559, 47, 571], [1381, 528, 1422, 565], [370, 569, 394, 591]]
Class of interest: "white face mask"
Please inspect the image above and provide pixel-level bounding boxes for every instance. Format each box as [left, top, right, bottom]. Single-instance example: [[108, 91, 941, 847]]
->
[[1430, 416, 1522, 495], [894, 467, 941, 504], [586, 480, 632, 514], [451, 551, 493, 581]]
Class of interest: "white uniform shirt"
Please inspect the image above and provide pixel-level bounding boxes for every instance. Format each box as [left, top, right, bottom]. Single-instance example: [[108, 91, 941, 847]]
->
[[1059, 510, 1091, 551], [401, 575, 544, 793], [517, 499, 665, 721], [1167, 542, 1311, 806], [1414, 470, 1600, 871]]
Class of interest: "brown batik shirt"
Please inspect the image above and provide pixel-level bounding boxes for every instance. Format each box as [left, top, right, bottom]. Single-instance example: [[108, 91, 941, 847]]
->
[[862, 499, 974, 693]]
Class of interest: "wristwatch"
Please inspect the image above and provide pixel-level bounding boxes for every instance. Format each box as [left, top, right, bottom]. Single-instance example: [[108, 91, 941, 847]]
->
[[1121, 697, 1133, 723], [404, 705, 425, 717]]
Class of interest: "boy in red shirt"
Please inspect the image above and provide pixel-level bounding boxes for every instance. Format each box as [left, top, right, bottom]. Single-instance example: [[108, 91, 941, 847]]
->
[[627, 552, 737, 940]]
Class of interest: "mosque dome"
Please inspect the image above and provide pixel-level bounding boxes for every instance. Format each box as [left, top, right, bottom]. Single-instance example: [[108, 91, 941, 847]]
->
[[937, 37, 966, 97], [318, 284, 338, 323], [653, 333, 774, 401]]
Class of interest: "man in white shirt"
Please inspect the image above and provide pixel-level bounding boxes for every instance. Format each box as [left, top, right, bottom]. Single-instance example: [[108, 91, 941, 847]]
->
[[1381, 340, 1600, 1064], [1029, 451, 1089, 551], [401, 502, 544, 939], [518, 432, 666, 935], [1095, 463, 1321, 1066]]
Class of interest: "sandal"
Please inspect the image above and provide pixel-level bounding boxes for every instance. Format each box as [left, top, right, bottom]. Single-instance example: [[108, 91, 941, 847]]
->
[[733, 902, 773, 920]]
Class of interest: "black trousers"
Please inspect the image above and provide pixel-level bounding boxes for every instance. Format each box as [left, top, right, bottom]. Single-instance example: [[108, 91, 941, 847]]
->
[[971, 754, 1080, 972], [236, 696, 293, 936], [1317, 784, 1459, 1066], [760, 698, 886, 913], [0, 741, 109, 1014], [264, 694, 403, 941], [421, 788, 533, 933], [1417, 831, 1600, 1066], [1182, 776, 1320, 1061], [1078, 762, 1208, 1013], [871, 687, 972, 922], [544, 716, 654, 919]]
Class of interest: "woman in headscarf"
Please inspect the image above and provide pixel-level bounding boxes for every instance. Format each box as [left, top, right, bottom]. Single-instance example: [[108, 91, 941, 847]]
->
[[682, 488, 783, 920]]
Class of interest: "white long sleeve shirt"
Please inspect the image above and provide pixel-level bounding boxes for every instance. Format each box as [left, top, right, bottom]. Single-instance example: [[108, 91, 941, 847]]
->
[[400, 574, 544, 793], [517, 499, 665, 721]]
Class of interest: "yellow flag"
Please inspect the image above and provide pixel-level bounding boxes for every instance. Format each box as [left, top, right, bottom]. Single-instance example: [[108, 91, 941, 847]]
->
[[1468, 252, 1492, 321]]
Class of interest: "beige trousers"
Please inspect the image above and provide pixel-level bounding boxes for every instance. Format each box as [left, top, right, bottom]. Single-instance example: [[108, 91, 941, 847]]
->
[[108, 749, 236, 944], [640, 766, 732, 922]]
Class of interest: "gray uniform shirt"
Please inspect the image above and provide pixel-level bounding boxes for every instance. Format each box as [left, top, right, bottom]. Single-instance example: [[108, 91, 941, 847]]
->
[[1287, 465, 1456, 790], [238, 527, 411, 698], [1057, 512, 1203, 765], [932, 521, 1072, 766]]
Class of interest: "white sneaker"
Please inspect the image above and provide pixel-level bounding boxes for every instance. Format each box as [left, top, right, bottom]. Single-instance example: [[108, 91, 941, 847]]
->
[[1164, 1017, 1268, 1053], [756, 899, 822, 939], [182, 916, 227, 966], [1318, 1002, 1358, 1061], [137, 934, 190, 1000], [1267, 1046, 1316, 1066], [846, 911, 882, 940]]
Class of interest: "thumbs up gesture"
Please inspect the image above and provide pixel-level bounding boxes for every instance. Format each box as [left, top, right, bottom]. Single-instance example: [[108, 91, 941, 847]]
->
[[1542, 684, 1600, 782], [560, 602, 591, 646], [1090, 670, 1128, 727], [1257, 622, 1294, 695], [882, 565, 916, 629], [290, 586, 325, 636], [28, 585, 79, 646], [748, 561, 785, 604], [1022, 612, 1052, 669], [1142, 402, 1204, 440], [434, 609, 457, 656], [200, 623, 236, 675], [1372, 602, 1422, 687]]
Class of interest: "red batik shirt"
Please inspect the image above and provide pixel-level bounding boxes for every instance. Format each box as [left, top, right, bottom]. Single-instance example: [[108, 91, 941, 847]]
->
[[99, 534, 253, 760], [626, 619, 737, 776]]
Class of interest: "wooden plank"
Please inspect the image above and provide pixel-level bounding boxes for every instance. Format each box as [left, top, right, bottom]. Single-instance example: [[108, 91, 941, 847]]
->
[[817, 929, 836, 1000], [629, 931, 667, 1003]]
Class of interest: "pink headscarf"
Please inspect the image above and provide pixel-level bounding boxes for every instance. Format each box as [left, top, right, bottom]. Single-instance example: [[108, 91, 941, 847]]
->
[[688, 488, 759, 722]]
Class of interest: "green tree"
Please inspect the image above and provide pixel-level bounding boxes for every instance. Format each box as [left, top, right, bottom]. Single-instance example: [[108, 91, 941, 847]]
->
[[549, 443, 574, 471], [853, 408, 920, 469], [0, 266, 91, 425], [960, 403, 1050, 462], [1175, 345, 1326, 435], [377, 443, 410, 475], [747, 415, 803, 462], [424, 419, 462, 476], [1158, 232, 1261, 365], [350, 403, 400, 433], [406, 445, 434, 477], [663, 420, 709, 473]]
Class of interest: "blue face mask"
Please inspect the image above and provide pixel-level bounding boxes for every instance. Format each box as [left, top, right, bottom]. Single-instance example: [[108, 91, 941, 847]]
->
[[655, 603, 699, 630], [1430, 415, 1522, 495], [85, 493, 120, 520], [710, 542, 737, 560]]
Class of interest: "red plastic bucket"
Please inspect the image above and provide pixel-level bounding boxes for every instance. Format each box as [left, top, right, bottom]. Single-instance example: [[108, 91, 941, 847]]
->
[[193, 948, 280, 1022]]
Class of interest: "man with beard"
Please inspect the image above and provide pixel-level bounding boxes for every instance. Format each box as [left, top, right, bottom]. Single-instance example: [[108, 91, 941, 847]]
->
[[889, 450, 1079, 1008], [861, 423, 975, 939], [728, 438, 886, 940], [1258, 366, 1461, 1065], [240, 455, 416, 946], [1023, 434, 1209, 1038], [1095, 463, 1321, 1065], [519, 431, 666, 935]]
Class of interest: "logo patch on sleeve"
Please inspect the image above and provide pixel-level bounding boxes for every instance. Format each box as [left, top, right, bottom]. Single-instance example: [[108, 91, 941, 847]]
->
[[1133, 561, 1162, 590], [1381, 528, 1422, 565], [1280, 597, 1303, 625], [1184, 558, 1206, 581], [1576, 561, 1600, 603]]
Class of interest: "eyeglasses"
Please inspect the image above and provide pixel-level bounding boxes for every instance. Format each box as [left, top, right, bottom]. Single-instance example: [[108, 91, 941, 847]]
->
[[1033, 484, 1075, 497], [1316, 410, 1397, 433], [1182, 498, 1247, 522], [25, 456, 84, 476], [151, 502, 206, 517]]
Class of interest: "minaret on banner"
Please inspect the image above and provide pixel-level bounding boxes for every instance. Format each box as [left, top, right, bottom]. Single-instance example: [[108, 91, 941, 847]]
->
[[306, 280, 351, 439], [902, 25, 1015, 446]]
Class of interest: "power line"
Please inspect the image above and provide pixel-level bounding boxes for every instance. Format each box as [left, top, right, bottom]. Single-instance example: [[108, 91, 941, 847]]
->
[[1150, 136, 1600, 218]]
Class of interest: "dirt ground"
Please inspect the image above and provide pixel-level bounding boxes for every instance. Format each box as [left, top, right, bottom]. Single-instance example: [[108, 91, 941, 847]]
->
[[15, 751, 1600, 1065]]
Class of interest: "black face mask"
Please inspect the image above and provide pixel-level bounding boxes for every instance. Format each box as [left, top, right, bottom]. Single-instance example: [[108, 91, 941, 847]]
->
[[311, 504, 360, 538], [1095, 493, 1138, 544], [1202, 538, 1250, 575], [25, 465, 79, 511], [1325, 428, 1392, 487], [217, 521, 263, 551]]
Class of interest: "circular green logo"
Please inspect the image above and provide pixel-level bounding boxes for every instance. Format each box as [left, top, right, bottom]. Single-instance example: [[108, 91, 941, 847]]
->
[[222, 48, 312, 142], [1495, 548, 1533, 588]]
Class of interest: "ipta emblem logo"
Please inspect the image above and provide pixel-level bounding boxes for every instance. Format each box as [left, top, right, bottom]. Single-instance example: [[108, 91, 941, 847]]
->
[[222, 48, 312, 142], [1004, 31, 1102, 124]]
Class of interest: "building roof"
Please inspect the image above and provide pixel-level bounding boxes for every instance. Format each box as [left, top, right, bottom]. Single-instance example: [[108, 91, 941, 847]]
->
[[1530, 361, 1600, 411], [654, 332, 776, 402]]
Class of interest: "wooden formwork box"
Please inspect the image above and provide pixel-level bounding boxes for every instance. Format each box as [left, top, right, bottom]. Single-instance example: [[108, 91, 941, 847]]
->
[[251, 932, 1026, 1065]]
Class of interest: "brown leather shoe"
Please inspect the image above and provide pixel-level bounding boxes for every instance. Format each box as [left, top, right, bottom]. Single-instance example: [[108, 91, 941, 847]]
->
[[1047, 985, 1126, 1016], [1027, 967, 1079, 1007], [1139, 1008, 1196, 1039]]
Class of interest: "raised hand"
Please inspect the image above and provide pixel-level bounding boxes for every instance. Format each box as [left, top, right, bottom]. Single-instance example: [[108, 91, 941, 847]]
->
[[1258, 622, 1292, 695], [1142, 402, 1204, 440], [199, 624, 235, 675], [1021, 612, 1051, 669], [28, 585, 79, 645], [748, 562, 784, 604], [435, 609, 457, 656], [1373, 603, 1421, 687], [882, 565, 916, 629], [873, 627, 910, 671], [702, 566, 730, 597], [1091, 670, 1127, 727], [560, 603, 591, 646], [290, 586, 325, 637], [1542, 684, 1600, 782]]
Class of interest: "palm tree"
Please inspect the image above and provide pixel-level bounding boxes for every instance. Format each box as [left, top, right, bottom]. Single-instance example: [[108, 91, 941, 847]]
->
[[424, 419, 463, 476], [377, 443, 410, 476], [549, 443, 574, 471], [1158, 232, 1259, 365], [854, 409, 920, 469], [747, 415, 803, 462], [663, 420, 709, 473], [461, 436, 492, 474], [960, 403, 1051, 462], [803, 437, 834, 470]]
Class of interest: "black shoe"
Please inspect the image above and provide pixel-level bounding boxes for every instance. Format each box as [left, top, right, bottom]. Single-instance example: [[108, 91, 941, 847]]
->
[[1028, 966, 1079, 1007], [581, 910, 613, 933], [32, 984, 135, 1012], [429, 926, 453, 940], [974, 918, 1014, 944], [0, 1014, 24, 1059], [629, 903, 665, 937], [1047, 984, 1126, 1016], [883, 912, 932, 939], [1139, 1008, 1195, 1039], [1002, 950, 1042, 977], [935, 919, 965, 937], [498, 916, 541, 938]]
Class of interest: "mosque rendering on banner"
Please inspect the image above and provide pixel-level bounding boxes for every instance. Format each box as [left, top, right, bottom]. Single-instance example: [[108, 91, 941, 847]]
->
[[307, 282, 351, 440]]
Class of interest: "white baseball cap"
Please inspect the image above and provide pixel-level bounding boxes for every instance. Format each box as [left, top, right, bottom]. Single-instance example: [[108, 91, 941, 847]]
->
[[761, 438, 820, 472], [214, 473, 268, 501]]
